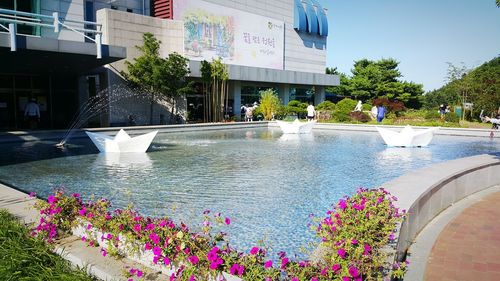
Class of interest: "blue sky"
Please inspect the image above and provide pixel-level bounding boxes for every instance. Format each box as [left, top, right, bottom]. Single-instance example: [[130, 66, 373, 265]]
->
[[321, 0, 500, 92]]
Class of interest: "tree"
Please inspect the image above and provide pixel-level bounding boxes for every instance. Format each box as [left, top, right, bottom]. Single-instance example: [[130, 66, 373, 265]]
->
[[200, 58, 229, 122], [122, 33, 193, 124], [325, 67, 339, 75], [444, 62, 472, 120], [161, 52, 194, 119], [497, 0, 500, 8], [258, 89, 280, 120]]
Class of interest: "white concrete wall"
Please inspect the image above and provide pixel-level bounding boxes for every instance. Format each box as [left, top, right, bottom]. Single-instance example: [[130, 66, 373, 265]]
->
[[383, 154, 500, 261], [97, 9, 185, 125], [202, 0, 327, 74]]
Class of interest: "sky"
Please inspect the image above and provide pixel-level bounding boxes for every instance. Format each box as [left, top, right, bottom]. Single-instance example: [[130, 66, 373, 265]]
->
[[320, 0, 500, 92]]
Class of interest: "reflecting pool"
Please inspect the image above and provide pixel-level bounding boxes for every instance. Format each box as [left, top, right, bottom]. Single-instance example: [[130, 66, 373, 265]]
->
[[0, 128, 498, 258]]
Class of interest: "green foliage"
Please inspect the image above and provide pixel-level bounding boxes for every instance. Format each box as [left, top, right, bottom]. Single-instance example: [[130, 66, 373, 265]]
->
[[332, 58, 424, 109], [316, 100, 336, 111], [285, 100, 308, 118], [423, 57, 499, 118], [258, 89, 281, 120], [122, 33, 193, 123], [0, 209, 95, 280], [333, 98, 357, 121]]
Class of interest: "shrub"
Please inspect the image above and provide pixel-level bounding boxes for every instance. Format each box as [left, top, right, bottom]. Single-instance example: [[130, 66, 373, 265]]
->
[[32, 188, 406, 281], [349, 111, 371, 123], [444, 112, 460, 123], [333, 98, 357, 122], [285, 100, 308, 119], [372, 97, 406, 116], [316, 101, 336, 111], [424, 110, 441, 120], [258, 89, 281, 120]]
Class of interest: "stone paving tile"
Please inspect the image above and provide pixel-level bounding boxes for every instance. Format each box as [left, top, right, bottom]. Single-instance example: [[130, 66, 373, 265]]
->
[[425, 192, 500, 281]]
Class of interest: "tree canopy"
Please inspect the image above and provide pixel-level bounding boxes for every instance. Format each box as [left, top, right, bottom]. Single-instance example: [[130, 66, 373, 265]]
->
[[122, 33, 192, 124], [423, 57, 500, 117], [327, 58, 424, 109]]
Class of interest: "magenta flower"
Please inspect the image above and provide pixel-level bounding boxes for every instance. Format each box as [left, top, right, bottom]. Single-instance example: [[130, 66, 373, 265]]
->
[[159, 220, 167, 227], [136, 270, 143, 277], [364, 243, 371, 255], [351, 239, 358, 245], [337, 248, 346, 259], [101, 248, 107, 257], [188, 255, 199, 265], [225, 217, 231, 225], [78, 207, 86, 216], [342, 277, 350, 281], [189, 275, 195, 281], [230, 263, 239, 275], [331, 263, 341, 273], [146, 223, 155, 231], [29, 192, 36, 198], [291, 278, 299, 281], [149, 232, 160, 244], [349, 266, 360, 277], [47, 195, 56, 204], [133, 224, 142, 232], [264, 260, 273, 268], [164, 256, 171, 265], [281, 257, 289, 269], [338, 199, 347, 210], [153, 246, 162, 256], [145, 243, 152, 250], [86, 223, 92, 230], [311, 278, 319, 281], [250, 246, 260, 255]]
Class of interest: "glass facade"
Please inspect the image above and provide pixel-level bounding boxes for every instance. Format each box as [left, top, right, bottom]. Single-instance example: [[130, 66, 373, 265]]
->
[[289, 86, 315, 104], [0, 0, 41, 36]]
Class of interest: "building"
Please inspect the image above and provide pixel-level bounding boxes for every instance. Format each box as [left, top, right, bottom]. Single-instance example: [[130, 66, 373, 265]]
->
[[0, 0, 338, 129]]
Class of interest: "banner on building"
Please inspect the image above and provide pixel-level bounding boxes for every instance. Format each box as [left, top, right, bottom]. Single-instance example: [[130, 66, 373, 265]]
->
[[174, 0, 284, 70]]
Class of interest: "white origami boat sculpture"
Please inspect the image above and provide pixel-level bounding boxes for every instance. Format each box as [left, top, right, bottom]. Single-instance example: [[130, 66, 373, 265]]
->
[[276, 119, 316, 134], [85, 129, 158, 153], [376, 125, 438, 147]]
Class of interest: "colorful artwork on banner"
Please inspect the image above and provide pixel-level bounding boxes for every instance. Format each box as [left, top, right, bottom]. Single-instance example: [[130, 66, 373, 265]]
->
[[173, 0, 284, 70]]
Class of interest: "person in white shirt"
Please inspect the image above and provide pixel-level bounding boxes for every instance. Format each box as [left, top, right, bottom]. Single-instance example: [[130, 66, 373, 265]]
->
[[307, 103, 315, 121], [24, 98, 40, 129]]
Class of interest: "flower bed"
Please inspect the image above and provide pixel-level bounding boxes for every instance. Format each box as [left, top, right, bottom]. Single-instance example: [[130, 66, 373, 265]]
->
[[32, 188, 406, 281]]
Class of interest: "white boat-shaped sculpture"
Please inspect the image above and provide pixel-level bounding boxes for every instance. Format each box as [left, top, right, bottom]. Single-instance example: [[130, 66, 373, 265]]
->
[[85, 129, 158, 153], [276, 119, 316, 134], [376, 125, 438, 147]]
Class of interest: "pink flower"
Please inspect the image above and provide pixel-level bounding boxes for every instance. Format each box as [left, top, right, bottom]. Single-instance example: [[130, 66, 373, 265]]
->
[[189, 275, 195, 281], [86, 212, 94, 219], [291, 278, 299, 281], [149, 232, 160, 244], [164, 256, 171, 265], [364, 243, 371, 255], [47, 195, 56, 204], [338, 248, 346, 259], [224, 217, 231, 225], [136, 270, 143, 277], [250, 246, 260, 255], [338, 199, 347, 210], [311, 278, 319, 281], [351, 239, 358, 245], [86, 223, 92, 230], [264, 260, 273, 268], [78, 207, 86, 216], [145, 243, 152, 250], [153, 246, 162, 256], [133, 224, 142, 232], [101, 248, 107, 257], [281, 257, 289, 269], [349, 266, 360, 277], [331, 263, 341, 273], [146, 223, 155, 231], [29, 192, 36, 198], [72, 193, 80, 198], [159, 220, 167, 227], [188, 255, 199, 265]]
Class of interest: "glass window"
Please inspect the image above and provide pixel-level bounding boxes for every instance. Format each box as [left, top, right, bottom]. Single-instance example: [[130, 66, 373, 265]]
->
[[289, 86, 315, 104], [241, 85, 278, 106], [0, 0, 41, 36]]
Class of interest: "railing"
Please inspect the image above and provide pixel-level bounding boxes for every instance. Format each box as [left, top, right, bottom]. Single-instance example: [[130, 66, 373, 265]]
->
[[0, 8, 103, 58]]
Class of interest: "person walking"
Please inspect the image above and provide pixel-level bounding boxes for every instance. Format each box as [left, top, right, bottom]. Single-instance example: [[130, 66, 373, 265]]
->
[[377, 105, 386, 123], [24, 98, 40, 129], [307, 103, 316, 121]]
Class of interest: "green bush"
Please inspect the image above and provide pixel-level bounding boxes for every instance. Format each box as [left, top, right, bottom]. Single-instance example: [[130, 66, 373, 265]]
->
[[445, 112, 460, 123], [362, 102, 372, 111], [424, 110, 441, 119], [316, 101, 336, 111], [333, 98, 357, 122], [285, 100, 308, 119], [258, 89, 280, 120]]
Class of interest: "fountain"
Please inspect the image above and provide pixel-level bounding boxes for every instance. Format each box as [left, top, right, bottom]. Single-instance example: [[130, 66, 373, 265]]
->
[[56, 85, 152, 147], [85, 129, 158, 153], [376, 125, 438, 147], [276, 119, 316, 134]]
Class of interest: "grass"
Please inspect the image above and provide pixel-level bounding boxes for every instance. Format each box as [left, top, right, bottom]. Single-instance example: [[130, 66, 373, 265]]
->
[[0, 209, 96, 281]]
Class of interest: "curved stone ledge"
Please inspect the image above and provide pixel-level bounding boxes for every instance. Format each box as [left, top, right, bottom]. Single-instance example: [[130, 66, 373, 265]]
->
[[382, 153, 500, 261]]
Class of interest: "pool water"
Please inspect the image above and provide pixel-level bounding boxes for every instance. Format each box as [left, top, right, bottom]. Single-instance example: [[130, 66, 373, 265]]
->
[[1, 128, 498, 258]]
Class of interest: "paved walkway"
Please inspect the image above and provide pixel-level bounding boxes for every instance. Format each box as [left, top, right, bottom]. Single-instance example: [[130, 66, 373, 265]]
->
[[425, 191, 500, 281]]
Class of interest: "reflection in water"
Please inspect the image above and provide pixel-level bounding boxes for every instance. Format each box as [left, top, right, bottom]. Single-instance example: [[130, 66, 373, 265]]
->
[[278, 133, 315, 142], [96, 152, 152, 167], [377, 147, 433, 162]]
